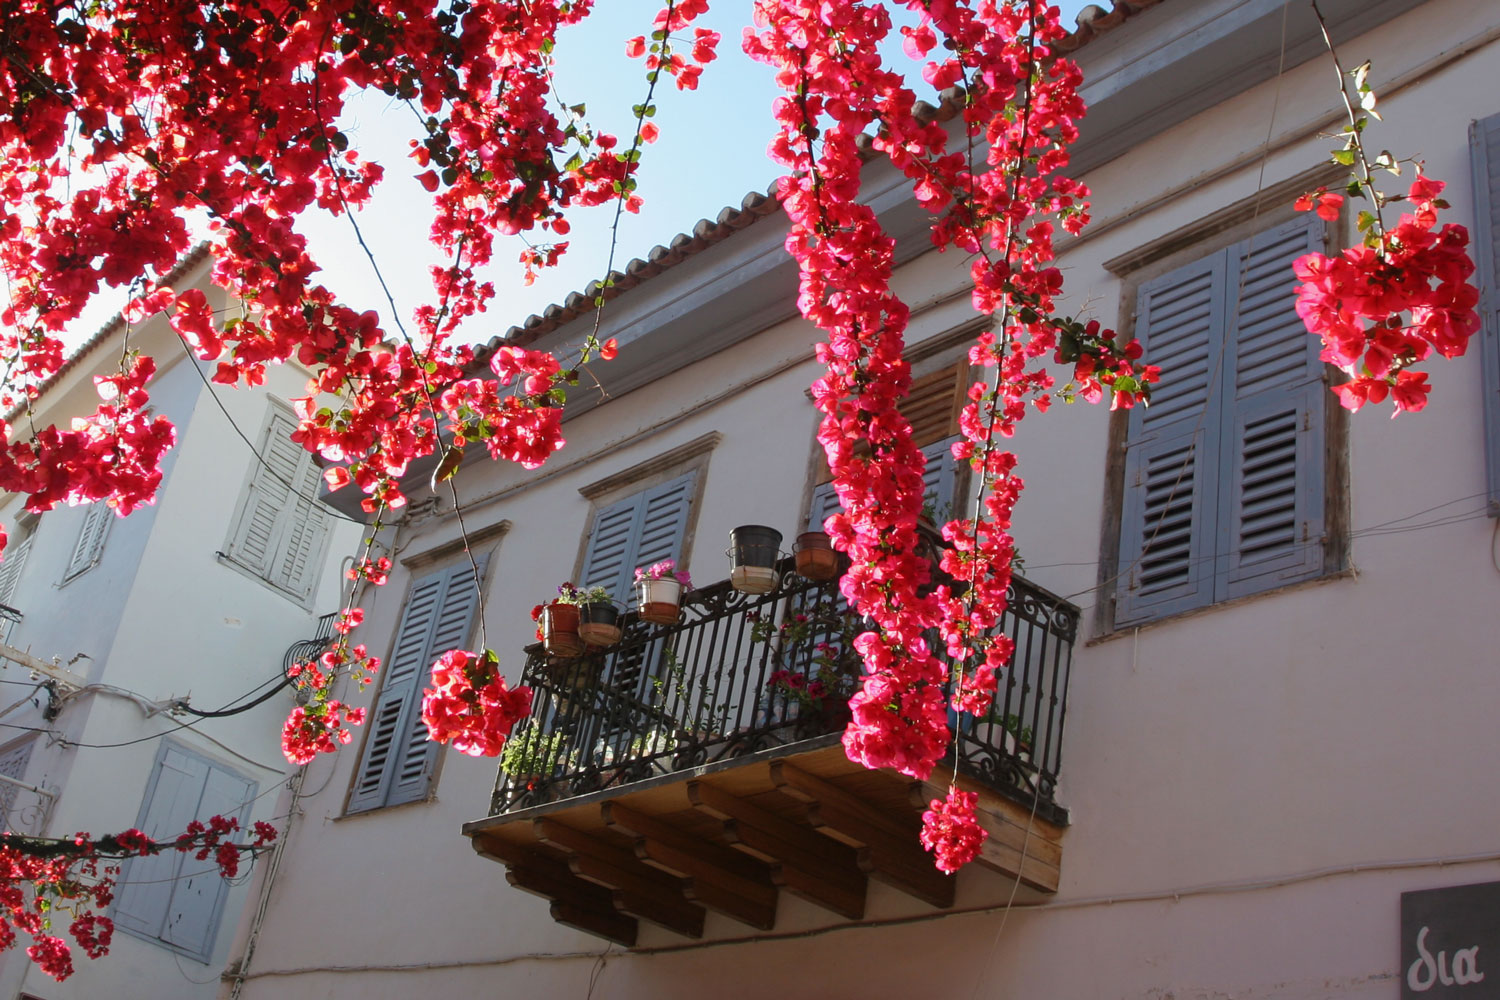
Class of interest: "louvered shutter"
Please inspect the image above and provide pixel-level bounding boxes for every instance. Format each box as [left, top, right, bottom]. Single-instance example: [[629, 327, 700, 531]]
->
[[579, 493, 645, 604], [580, 472, 696, 605], [904, 363, 965, 446], [114, 745, 254, 961], [632, 473, 695, 576], [0, 529, 34, 609], [64, 503, 112, 581], [1472, 112, 1500, 515], [227, 409, 330, 599], [269, 451, 329, 599], [1217, 217, 1326, 598], [348, 557, 488, 812], [1117, 253, 1226, 624]]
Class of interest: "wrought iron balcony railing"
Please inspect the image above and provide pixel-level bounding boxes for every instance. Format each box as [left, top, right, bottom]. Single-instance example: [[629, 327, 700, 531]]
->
[[493, 554, 1078, 826]]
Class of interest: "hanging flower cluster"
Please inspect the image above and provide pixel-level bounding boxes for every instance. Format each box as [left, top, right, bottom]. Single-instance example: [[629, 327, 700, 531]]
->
[[0, 821, 275, 981], [1294, 173, 1480, 415], [282, 639, 379, 765], [1290, 49, 1479, 414], [421, 649, 533, 757], [746, 0, 1155, 871], [919, 787, 986, 874]]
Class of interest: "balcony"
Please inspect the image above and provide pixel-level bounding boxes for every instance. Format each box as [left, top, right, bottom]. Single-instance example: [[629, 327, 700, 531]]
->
[[462, 549, 1078, 944]]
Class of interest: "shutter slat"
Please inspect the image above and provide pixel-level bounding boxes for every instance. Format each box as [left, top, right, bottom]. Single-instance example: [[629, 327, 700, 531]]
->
[[901, 364, 964, 447], [1137, 258, 1225, 430], [1117, 425, 1216, 622], [580, 497, 645, 604]]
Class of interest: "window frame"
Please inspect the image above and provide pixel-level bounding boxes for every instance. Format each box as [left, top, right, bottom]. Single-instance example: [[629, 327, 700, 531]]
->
[[1098, 198, 1350, 633], [1469, 110, 1500, 516], [60, 502, 112, 584]]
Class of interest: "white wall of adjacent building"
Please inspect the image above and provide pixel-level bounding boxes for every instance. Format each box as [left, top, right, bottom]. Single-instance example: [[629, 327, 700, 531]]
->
[[0, 260, 359, 1000]]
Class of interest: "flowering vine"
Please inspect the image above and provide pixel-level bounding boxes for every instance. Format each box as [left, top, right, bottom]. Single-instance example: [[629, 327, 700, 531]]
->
[[1291, 3, 1480, 414], [0, 821, 275, 981]]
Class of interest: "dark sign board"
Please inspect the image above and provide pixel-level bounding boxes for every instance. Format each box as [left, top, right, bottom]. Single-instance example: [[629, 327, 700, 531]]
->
[[1401, 881, 1500, 998]]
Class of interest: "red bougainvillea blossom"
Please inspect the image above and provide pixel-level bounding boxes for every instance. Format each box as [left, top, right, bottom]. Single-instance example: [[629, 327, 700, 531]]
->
[[920, 788, 987, 874], [422, 649, 533, 757], [1293, 172, 1480, 414], [746, 0, 1156, 870]]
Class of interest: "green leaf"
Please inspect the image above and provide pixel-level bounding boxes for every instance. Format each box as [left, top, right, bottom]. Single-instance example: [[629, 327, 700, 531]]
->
[[1352, 60, 1371, 92], [1356, 210, 1377, 233], [1331, 148, 1355, 166]]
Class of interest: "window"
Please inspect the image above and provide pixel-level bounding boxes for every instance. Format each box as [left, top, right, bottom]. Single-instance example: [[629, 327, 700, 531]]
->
[[0, 512, 38, 641], [62, 502, 111, 582], [808, 361, 967, 530], [1113, 215, 1331, 625], [1470, 111, 1500, 515], [0, 737, 34, 826], [112, 742, 255, 962], [579, 471, 697, 603], [347, 556, 488, 813], [223, 405, 330, 602]]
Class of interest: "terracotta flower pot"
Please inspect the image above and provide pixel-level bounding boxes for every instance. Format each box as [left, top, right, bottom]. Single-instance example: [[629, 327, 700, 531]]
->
[[793, 530, 839, 581], [540, 602, 583, 657], [577, 601, 622, 646], [636, 577, 682, 625]]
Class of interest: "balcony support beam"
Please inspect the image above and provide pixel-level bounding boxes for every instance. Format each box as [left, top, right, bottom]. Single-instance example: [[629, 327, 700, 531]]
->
[[534, 818, 706, 939], [687, 779, 867, 920], [472, 834, 638, 946]]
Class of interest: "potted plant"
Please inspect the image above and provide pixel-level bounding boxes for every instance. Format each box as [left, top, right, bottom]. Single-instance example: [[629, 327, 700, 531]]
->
[[500, 723, 572, 787], [635, 560, 691, 625], [531, 583, 585, 657], [729, 524, 782, 594], [574, 585, 622, 646], [793, 530, 839, 581]]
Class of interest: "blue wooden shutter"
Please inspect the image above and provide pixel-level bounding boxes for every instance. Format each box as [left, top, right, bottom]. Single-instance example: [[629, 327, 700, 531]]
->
[[1217, 217, 1326, 599], [580, 472, 696, 605], [1472, 111, 1500, 516], [0, 739, 34, 822], [64, 503, 112, 581], [348, 556, 487, 812], [1116, 252, 1227, 624], [113, 744, 254, 962]]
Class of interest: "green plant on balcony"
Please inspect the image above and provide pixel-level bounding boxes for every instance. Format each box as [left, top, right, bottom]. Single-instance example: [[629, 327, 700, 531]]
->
[[750, 602, 865, 731], [500, 723, 571, 784]]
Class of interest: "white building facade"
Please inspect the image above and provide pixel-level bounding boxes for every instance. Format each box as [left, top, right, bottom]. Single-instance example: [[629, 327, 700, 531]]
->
[[0, 250, 357, 1000], [219, 1, 1500, 997]]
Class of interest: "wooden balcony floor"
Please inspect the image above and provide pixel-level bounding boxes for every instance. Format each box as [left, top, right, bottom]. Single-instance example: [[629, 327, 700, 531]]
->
[[462, 735, 1064, 945]]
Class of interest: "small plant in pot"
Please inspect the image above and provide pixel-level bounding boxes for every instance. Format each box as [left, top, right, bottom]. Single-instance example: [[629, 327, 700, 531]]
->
[[574, 585, 622, 646], [501, 722, 572, 788], [635, 560, 691, 625], [530, 583, 585, 657]]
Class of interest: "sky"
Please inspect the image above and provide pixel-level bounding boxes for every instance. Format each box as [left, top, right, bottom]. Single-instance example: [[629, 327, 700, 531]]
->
[[64, 1, 1093, 350]]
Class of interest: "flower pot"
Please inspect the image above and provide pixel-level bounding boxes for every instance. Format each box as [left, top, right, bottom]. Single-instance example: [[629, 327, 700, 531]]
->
[[729, 524, 782, 594], [793, 530, 839, 581], [540, 602, 583, 657], [636, 577, 683, 625], [577, 601, 622, 646]]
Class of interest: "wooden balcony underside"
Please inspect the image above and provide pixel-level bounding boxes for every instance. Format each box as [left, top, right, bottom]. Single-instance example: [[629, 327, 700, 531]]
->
[[462, 737, 1064, 946]]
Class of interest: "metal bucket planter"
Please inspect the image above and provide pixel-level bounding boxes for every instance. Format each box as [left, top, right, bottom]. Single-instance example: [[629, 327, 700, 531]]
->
[[540, 602, 584, 657], [636, 577, 683, 625], [793, 530, 839, 581], [729, 524, 782, 594], [577, 601, 622, 646]]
